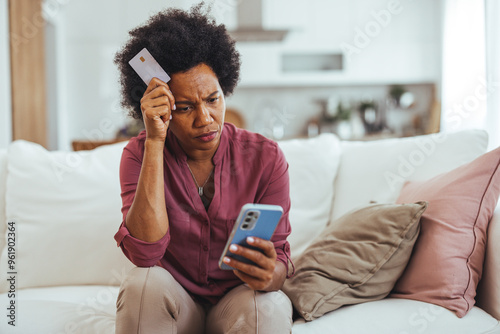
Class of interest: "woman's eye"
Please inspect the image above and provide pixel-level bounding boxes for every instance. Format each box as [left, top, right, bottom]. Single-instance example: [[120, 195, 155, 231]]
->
[[176, 106, 190, 112], [209, 97, 219, 103]]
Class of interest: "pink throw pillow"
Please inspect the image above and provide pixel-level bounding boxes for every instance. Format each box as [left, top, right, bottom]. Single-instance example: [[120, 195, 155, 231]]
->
[[391, 146, 500, 317]]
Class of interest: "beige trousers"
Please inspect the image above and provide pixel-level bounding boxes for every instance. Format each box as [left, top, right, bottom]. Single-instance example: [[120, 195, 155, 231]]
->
[[115, 266, 293, 334]]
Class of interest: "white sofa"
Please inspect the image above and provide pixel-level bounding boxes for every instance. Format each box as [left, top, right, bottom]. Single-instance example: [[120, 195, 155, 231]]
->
[[0, 129, 499, 334]]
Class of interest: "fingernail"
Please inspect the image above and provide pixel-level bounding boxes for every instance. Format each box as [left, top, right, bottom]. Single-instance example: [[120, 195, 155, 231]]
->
[[223, 257, 230, 263], [229, 244, 238, 252], [247, 237, 255, 243], [169, 114, 172, 120], [173, 104, 176, 110]]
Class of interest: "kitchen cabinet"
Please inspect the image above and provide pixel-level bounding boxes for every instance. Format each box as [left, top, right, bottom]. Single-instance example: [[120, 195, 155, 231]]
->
[[236, 0, 442, 87]]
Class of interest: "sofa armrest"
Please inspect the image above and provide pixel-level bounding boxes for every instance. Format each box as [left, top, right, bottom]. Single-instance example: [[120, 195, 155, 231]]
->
[[476, 202, 500, 320]]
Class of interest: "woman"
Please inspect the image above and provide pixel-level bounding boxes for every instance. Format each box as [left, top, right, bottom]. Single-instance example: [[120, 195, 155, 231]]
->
[[113, 4, 293, 334]]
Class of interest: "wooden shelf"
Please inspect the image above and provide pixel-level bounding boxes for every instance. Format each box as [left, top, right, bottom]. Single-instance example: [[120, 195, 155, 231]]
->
[[71, 138, 129, 151]]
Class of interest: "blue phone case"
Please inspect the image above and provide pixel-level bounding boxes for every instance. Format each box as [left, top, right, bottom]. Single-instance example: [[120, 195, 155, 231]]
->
[[219, 203, 284, 270]]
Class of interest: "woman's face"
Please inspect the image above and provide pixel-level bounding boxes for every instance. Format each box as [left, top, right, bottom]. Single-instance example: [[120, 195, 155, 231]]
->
[[168, 63, 226, 160]]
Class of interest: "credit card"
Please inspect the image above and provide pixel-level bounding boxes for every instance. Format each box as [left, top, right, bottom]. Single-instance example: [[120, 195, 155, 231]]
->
[[128, 48, 171, 85]]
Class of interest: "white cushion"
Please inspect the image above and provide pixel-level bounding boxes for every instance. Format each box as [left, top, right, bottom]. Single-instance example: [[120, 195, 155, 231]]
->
[[331, 130, 489, 220], [278, 134, 341, 259], [1, 288, 497, 334], [291, 298, 500, 334], [0, 286, 119, 333], [0, 149, 6, 262], [0, 140, 134, 292]]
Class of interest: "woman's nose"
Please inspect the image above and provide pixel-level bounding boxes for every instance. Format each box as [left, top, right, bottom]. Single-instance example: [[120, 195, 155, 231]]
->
[[194, 105, 213, 127]]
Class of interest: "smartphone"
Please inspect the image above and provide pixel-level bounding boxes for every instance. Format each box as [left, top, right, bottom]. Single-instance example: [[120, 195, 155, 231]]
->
[[219, 203, 284, 270]]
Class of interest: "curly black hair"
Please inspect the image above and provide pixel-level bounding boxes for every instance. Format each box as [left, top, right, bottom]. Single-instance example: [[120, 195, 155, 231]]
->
[[114, 2, 241, 120]]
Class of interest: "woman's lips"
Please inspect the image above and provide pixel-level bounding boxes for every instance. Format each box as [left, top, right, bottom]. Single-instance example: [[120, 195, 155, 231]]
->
[[196, 131, 218, 142]]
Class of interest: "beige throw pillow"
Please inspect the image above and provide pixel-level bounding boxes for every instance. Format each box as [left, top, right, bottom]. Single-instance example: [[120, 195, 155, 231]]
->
[[282, 202, 427, 321]]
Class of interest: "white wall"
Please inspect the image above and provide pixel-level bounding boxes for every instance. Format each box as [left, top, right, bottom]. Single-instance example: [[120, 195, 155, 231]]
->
[[484, 0, 500, 150], [52, 0, 442, 147], [236, 0, 442, 86], [0, 0, 12, 149], [51, 0, 184, 150], [440, 0, 486, 134], [226, 0, 442, 137]]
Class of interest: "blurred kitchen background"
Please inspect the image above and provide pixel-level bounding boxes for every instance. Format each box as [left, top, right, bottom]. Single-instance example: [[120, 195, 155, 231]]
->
[[1, 0, 499, 150]]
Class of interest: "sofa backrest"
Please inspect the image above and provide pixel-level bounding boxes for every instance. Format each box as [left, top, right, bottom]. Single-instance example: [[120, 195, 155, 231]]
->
[[0, 129, 497, 318], [0, 133, 342, 290], [331, 129, 489, 221], [331, 129, 498, 319], [278, 134, 341, 259], [0, 140, 134, 293]]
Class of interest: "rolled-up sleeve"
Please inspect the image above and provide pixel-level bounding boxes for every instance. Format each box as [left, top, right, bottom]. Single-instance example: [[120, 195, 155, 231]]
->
[[114, 142, 170, 267], [114, 222, 170, 267], [259, 144, 294, 278]]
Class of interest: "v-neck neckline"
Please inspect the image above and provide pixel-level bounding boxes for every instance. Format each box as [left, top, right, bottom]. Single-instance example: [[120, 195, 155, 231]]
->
[[185, 160, 221, 218], [166, 127, 227, 218]]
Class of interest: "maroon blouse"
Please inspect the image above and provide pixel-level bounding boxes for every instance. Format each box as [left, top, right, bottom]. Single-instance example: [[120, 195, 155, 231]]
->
[[114, 123, 292, 304]]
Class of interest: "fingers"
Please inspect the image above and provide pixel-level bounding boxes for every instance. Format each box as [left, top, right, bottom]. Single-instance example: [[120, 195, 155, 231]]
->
[[248, 237, 277, 259], [223, 238, 277, 291], [145, 106, 171, 123], [230, 259, 271, 281], [232, 269, 271, 291], [151, 77, 176, 110], [140, 79, 177, 127], [227, 238, 275, 266], [223, 237, 277, 276], [144, 77, 169, 97], [141, 96, 171, 113], [139, 78, 175, 141], [141, 78, 176, 113], [141, 98, 171, 124]]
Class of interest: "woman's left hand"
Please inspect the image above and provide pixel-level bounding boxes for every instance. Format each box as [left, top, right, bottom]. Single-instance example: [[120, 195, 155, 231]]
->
[[223, 237, 277, 291]]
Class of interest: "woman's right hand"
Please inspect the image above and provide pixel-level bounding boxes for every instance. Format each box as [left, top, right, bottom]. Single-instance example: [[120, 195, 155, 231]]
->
[[140, 77, 176, 143]]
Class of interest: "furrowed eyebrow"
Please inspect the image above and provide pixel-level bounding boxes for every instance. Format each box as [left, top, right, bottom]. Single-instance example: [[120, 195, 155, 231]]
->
[[206, 90, 220, 98], [175, 100, 194, 105], [175, 90, 220, 105]]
